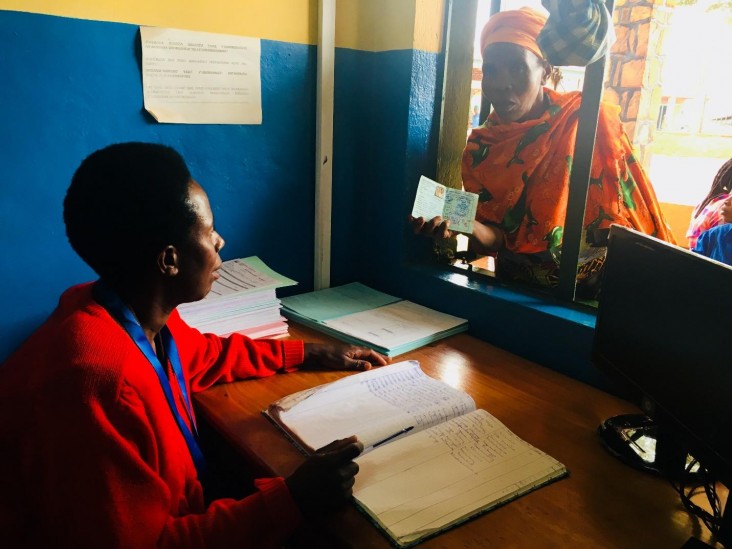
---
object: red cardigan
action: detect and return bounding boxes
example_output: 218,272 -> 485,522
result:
0,283 -> 305,547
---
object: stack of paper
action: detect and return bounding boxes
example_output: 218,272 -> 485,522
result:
280,283 -> 468,356
178,256 -> 296,338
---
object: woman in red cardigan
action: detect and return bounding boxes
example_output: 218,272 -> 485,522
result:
0,142 -> 387,547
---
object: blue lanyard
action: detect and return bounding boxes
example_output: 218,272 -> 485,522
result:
93,280 -> 206,475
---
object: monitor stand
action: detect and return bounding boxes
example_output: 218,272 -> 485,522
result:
598,413 -> 699,480
600,414 -> 732,546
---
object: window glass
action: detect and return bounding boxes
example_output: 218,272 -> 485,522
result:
460,0 -> 732,301
612,1 -> 732,249
463,1 -> 589,289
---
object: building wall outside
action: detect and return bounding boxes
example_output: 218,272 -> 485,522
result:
608,0 -> 732,244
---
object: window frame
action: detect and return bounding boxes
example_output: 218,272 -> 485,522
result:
436,0 -> 613,302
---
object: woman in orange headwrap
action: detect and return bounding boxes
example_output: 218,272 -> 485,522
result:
411,7 -> 675,297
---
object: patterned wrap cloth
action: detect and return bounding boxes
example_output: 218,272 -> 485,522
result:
480,2 -> 615,68
480,7 -> 546,59
538,0 -> 615,67
462,88 -> 676,291
686,193 -> 730,249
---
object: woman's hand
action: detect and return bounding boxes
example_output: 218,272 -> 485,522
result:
721,198 -> 732,224
469,221 -> 505,254
407,214 -> 505,255
407,215 -> 453,241
302,343 -> 389,371
285,436 -> 363,516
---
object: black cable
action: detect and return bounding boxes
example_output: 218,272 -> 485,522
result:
669,457 -> 723,540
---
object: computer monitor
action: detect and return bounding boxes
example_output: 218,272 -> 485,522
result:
592,226 -> 732,494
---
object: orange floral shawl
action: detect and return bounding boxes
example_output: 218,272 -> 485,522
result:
462,88 -> 676,256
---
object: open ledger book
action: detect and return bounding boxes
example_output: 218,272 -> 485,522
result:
264,361 -> 568,547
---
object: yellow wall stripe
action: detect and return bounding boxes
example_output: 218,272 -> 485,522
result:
414,0 -> 444,53
0,0 -> 317,44
0,0 -> 443,52
336,0 -> 443,52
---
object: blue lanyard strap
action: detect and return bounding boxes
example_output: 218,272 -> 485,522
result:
93,280 -> 206,475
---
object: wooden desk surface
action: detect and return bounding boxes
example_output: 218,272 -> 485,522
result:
194,324 -> 724,548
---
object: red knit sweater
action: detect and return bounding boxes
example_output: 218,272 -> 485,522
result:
0,283 -> 305,547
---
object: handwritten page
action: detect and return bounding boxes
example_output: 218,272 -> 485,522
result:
411,175 -> 478,234
271,361 -> 475,451
140,26 -> 262,124
322,301 -> 466,350
354,409 -> 568,546
266,361 -> 568,546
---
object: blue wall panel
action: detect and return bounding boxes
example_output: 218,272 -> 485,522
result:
1,11 -> 603,391
330,44 -> 603,389
331,48 -> 440,286
0,11 -> 316,361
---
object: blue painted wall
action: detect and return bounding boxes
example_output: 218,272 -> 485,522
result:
331,48 -> 434,288
0,11 -> 317,360
330,43 -> 606,390
1,10 -> 606,394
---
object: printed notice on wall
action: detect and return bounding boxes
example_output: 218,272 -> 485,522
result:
140,26 -> 261,124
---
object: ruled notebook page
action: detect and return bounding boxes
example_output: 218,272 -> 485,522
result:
353,408 -> 567,547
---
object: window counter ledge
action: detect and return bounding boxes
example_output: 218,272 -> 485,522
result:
378,262 -> 609,390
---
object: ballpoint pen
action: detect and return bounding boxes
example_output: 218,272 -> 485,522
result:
365,426 -> 414,452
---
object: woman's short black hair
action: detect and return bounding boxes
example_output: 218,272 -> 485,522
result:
64,142 -> 197,281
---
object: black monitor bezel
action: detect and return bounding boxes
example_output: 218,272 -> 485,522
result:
592,225 -> 732,487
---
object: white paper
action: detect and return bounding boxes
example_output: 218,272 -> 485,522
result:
322,301 -> 466,350
354,409 -> 567,545
411,175 -> 478,234
280,282 -> 400,322
177,256 -> 295,337
140,26 -> 262,124
207,257 -> 296,298
275,361 -> 475,451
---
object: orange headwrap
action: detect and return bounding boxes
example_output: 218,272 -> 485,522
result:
479,7 -> 547,60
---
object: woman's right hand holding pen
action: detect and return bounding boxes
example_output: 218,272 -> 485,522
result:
285,436 -> 363,515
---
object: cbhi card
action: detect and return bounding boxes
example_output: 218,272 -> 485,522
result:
411,175 -> 478,234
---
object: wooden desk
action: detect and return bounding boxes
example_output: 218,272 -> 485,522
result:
194,324 -> 724,548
